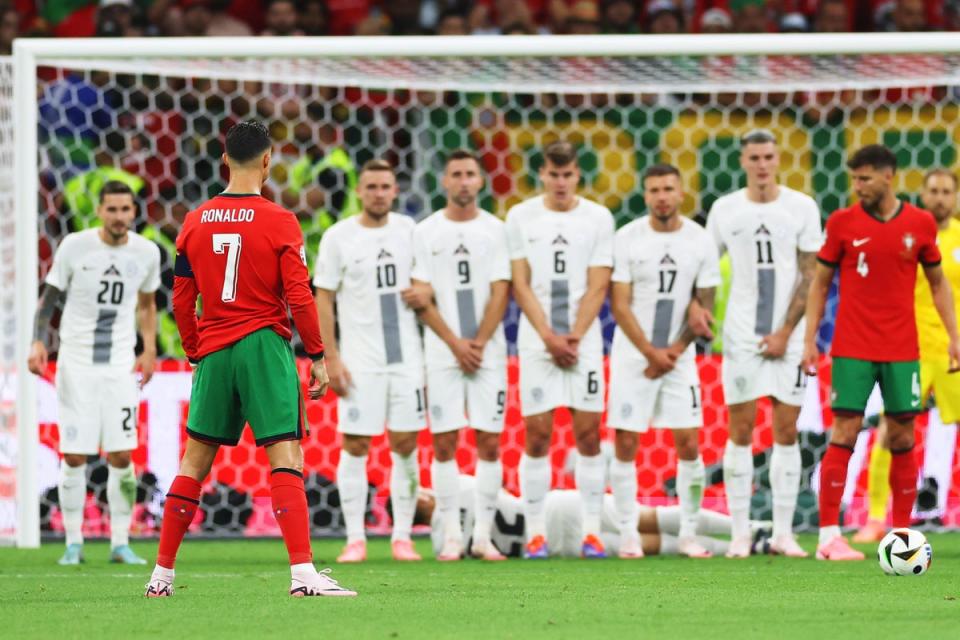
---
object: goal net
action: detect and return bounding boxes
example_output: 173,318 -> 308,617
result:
6,34 -> 960,546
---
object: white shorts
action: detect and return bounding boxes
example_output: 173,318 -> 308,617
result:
426,365 -> 507,434
518,350 -> 604,417
337,367 -> 427,436
722,350 -> 806,406
56,363 -> 139,455
607,354 -> 703,432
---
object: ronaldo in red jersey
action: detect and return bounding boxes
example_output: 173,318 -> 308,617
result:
803,144 -> 960,561
146,121 -> 355,598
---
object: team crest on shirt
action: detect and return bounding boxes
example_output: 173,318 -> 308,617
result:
552,234 -> 569,246
755,224 -> 772,236
453,244 -> 470,256
377,249 -> 393,261
659,254 -> 676,266
903,233 -> 915,250
103,264 -> 121,277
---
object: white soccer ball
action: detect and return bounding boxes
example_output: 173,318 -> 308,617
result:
877,528 -> 932,576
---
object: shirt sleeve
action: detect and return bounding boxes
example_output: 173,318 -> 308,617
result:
312,226 -> 342,291
504,205 -> 526,261
611,228 -> 631,284
44,235 -> 73,290
697,232 -> 723,288
817,211 -> 844,267
919,213 -> 942,266
588,208 -> 615,268
797,196 -> 824,253
490,221 -> 512,282
139,242 -> 162,293
705,203 -> 726,253
278,215 -> 324,357
410,223 -> 431,283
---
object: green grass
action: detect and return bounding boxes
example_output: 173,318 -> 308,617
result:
2,535 -> 959,639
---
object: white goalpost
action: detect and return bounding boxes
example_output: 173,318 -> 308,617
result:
7,33 -> 960,547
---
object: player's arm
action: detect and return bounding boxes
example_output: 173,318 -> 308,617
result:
673,286 -> 717,352
172,252 -> 201,364
802,261 -> 835,375
512,258 -> 576,366
135,290 -> 158,386
314,287 -> 350,396
475,280 -> 510,349
761,250 -> 816,358
610,281 -> 675,379
413,279 -> 483,374
923,263 -> 960,371
27,284 -> 65,375
571,265 -> 612,343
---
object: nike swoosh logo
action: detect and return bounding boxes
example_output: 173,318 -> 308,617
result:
853,238 -> 870,247
432,249 -> 443,255
731,230 -> 743,236
830,481 -> 844,488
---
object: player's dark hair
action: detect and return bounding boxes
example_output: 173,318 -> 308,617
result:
542,140 -> 578,168
444,149 -> 482,169
224,120 -> 272,164
643,163 -> 681,184
99,180 -> 135,203
359,158 -> 395,176
847,144 -> 898,173
740,128 -> 777,148
924,168 -> 958,189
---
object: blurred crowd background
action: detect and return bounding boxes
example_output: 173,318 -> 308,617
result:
2,0 -> 958,50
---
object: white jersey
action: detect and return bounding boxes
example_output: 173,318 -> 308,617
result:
45,229 -> 161,369
313,213 -> 423,372
411,209 -> 510,370
611,216 -> 721,362
505,195 -> 614,354
706,187 -> 821,355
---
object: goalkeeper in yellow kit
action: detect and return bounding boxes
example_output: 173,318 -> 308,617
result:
855,169 -> 960,542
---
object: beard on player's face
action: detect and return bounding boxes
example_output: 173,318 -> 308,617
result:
450,190 -> 476,208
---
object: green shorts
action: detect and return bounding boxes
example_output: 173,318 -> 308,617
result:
831,356 -> 921,417
187,328 -> 307,447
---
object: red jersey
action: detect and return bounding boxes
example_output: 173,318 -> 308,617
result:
818,201 -> 940,361
173,193 -> 324,361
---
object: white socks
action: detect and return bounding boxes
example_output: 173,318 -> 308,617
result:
107,464 -> 135,547
473,459 -> 502,546
609,458 -> 638,538
431,459 -> 461,543
58,463 -> 87,546
723,441 -> 753,541
770,443 -> 801,540
337,451 -> 368,543
389,451 -> 419,543
655,506 -> 732,537
519,454 -> 550,539
819,524 -> 841,546
575,453 -> 605,538
676,457 -> 706,540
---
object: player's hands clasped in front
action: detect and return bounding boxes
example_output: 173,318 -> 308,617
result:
135,348 -> 157,388
449,336 -> 483,374
27,340 -> 48,376
324,356 -> 353,397
948,338 -> 960,373
643,345 -> 678,379
308,358 -> 331,400
543,331 -> 578,368
801,339 -> 819,376
759,328 -> 789,359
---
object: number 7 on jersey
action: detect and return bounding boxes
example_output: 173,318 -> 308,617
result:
213,233 -> 242,302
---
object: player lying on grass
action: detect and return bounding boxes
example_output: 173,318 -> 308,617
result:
412,475 -> 772,559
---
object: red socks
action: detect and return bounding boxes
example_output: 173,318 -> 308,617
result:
157,475 -> 202,569
270,468 -> 313,566
889,447 -> 918,528
818,443 -> 853,529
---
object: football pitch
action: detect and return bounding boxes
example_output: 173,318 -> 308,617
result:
2,535 -> 958,639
